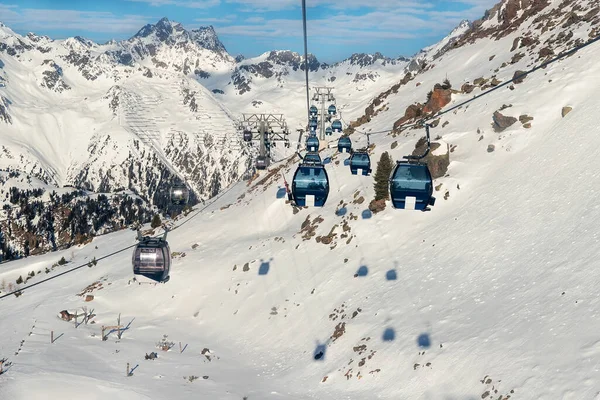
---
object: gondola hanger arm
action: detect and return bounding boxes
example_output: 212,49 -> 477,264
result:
404,123 -> 431,161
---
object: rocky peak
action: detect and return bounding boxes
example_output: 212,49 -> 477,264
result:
73,36 -> 95,47
62,36 -> 95,52
0,22 -> 16,39
130,18 -> 226,53
133,17 -> 184,42
464,0 -> 552,40
265,50 -> 321,71
189,25 -> 227,53
455,19 -> 472,31
26,32 -> 52,43
345,52 -> 393,67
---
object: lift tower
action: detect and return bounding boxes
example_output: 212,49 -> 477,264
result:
311,87 -> 335,141
238,114 -> 291,169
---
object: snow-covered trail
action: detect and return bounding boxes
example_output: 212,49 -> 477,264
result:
3,2 -> 600,397
2,87 -> 600,399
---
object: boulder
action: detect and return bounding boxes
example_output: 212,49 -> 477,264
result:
368,199 -> 386,214
492,111 -> 517,132
412,140 -> 450,179
59,310 -> 74,321
490,77 -> 502,86
393,103 -> 423,128
423,88 -> 452,114
519,114 -> 533,124
539,46 -> 554,58
513,70 -> 527,84
562,106 -> 573,117
461,83 -> 475,94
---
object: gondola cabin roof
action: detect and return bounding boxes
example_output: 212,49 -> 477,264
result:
304,152 -> 322,164
338,136 -> 352,145
137,236 -> 168,248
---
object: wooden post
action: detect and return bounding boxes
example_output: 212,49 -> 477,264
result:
126,363 -> 129,377
51,331 -> 54,343
0,359 -> 4,374
117,314 -> 121,339
74,312 -> 78,328
179,342 -> 182,353
101,325 -> 123,341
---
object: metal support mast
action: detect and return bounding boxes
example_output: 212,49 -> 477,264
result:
311,87 -> 335,141
238,114 -> 291,169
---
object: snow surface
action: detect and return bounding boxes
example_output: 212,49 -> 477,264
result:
2,1 -> 600,399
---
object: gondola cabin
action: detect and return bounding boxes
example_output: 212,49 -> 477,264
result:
306,135 -> 320,152
349,152 -> 372,176
331,120 -> 342,132
170,184 -> 190,206
389,162 -> 435,211
310,105 -> 318,117
328,104 -> 337,115
132,235 -> 171,283
304,152 -> 322,164
337,136 -> 352,153
292,163 -> 329,207
309,118 -> 318,131
325,127 -> 333,136
256,156 -> 269,170
243,130 -> 253,142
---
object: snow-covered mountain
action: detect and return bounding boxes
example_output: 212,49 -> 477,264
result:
0,18 -> 248,208
0,16 -> 414,209
2,0 -> 600,398
0,14 -> 418,261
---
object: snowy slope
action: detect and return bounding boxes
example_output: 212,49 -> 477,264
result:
0,20 -> 248,207
208,50 -> 409,132
2,0 -> 600,399
0,15 -> 410,205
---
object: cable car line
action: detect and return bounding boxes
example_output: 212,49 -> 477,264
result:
3,13 -> 600,298
288,0 -> 331,208
0,177 -> 245,300
340,32 -> 600,137
0,242 -> 139,300
301,0 -> 311,125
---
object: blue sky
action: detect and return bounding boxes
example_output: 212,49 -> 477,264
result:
0,0 -> 499,62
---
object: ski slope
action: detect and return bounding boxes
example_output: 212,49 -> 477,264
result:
2,42 -> 600,397
2,1 -> 600,398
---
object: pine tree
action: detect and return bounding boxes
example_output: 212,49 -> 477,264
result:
373,152 -> 394,201
151,214 -> 162,229
442,78 -> 452,90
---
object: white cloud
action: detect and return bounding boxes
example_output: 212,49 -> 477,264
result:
194,15 -> 236,23
225,0 -> 435,11
214,2 -> 483,43
126,0 -> 220,8
0,3 -> 21,22
244,16 -> 265,23
0,6 -> 152,34
216,12 -> 426,41
224,0 -> 297,11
